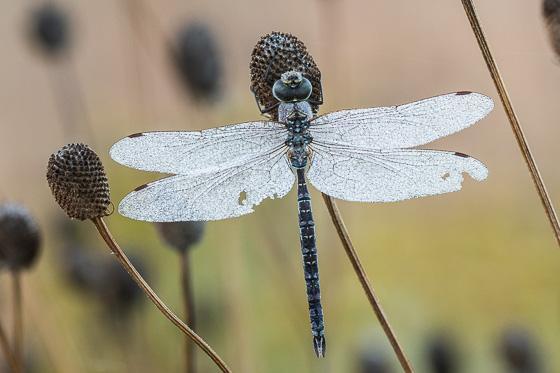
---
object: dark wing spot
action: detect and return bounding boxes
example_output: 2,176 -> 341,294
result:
134,183 -> 149,192
238,191 -> 247,205
456,91 -> 472,96
128,133 -> 144,138
454,152 -> 469,158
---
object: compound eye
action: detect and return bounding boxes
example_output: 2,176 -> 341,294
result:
272,79 -> 293,102
272,77 -> 313,102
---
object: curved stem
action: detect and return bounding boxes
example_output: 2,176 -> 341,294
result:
91,217 -> 231,373
180,251 -> 196,373
0,322 -> 19,373
321,194 -> 414,373
460,0 -> 560,248
12,271 -> 23,373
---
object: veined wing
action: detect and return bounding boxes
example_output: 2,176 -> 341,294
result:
110,121 -> 287,175
309,92 -> 493,149
307,143 -> 488,202
118,146 -> 294,221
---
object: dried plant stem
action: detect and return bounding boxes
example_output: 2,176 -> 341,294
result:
11,271 -> 23,373
91,217 -> 231,373
180,252 -> 196,373
460,0 -> 560,247
321,194 -> 414,373
0,322 -> 19,373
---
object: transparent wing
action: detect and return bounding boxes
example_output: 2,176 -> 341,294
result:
307,144 -> 488,202
309,92 -> 493,149
110,121 -> 287,175
118,147 -> 294,221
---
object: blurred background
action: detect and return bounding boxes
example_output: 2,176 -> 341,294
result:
0,0 -> 559,372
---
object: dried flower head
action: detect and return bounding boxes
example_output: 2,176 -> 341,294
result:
47,143 -> 111,220
28,3 -> 70,57
0,203 -> 41,271
170,21 -> 223,102
250,32 -> 322,118
155,221 -> 206,253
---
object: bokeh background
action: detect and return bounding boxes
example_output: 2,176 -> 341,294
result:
1,0 -> 559,372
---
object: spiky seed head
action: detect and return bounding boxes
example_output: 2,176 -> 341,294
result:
29,3 -> 70,57
170,21 -> 223,102
0,202 -> 41,271
250,32 -> 322,118
155,221 -> 206,253
543,0 -> 560,58
47,143 -> 111,221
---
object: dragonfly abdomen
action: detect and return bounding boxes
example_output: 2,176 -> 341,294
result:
296,168 -> 326,358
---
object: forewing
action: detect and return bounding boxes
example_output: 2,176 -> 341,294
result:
110,121 -> 287,175
118,149 -> 294,221
307,145 -> 488,202
310,92 -> 493,149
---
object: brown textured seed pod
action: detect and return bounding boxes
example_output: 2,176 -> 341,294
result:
155,221 -> 206,253
250,32 -> 322,118
543,0 -> 560,58
47,143 -> 111,220
0,202 -> 42,271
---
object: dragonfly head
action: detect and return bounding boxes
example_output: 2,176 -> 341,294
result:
272,70 -> 313,103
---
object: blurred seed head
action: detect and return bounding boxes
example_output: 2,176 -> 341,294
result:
47,143 -> 111,220
0,202 -> 41,271
358,348 -> 393,373
58,244 -> 103,291
59,244 -> 147,315
28,3 -> 70,58
543,0 -> 560,58
155,221 -> 206,253
499,327 -> 542,373
95,254 -> 147,315
425,333 -> 461,373
170,21 -> 223,102
250,32 -> 322,118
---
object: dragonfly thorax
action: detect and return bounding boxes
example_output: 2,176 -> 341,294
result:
280,101 -> 313,169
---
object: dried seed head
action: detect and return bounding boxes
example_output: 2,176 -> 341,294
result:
47,143 -> 111,220
0,203 -> 41,271
155,221 -> 206,253
250,32 -> 322,118
543,0 -> 560,58
28,3 -> 70,57
170,21 -> 223,102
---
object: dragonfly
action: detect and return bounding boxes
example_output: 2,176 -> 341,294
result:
110,70 -> 493,358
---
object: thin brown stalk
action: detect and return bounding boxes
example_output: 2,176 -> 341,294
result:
180,251 -> 196,373
90,217 -> 231,373
321,194 -> 414,373
460,0 -> 560,247
11,271 -> 23,373
0,321 -> 19,373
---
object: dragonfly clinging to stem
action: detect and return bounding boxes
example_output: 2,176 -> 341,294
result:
110,32 -> 493,358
